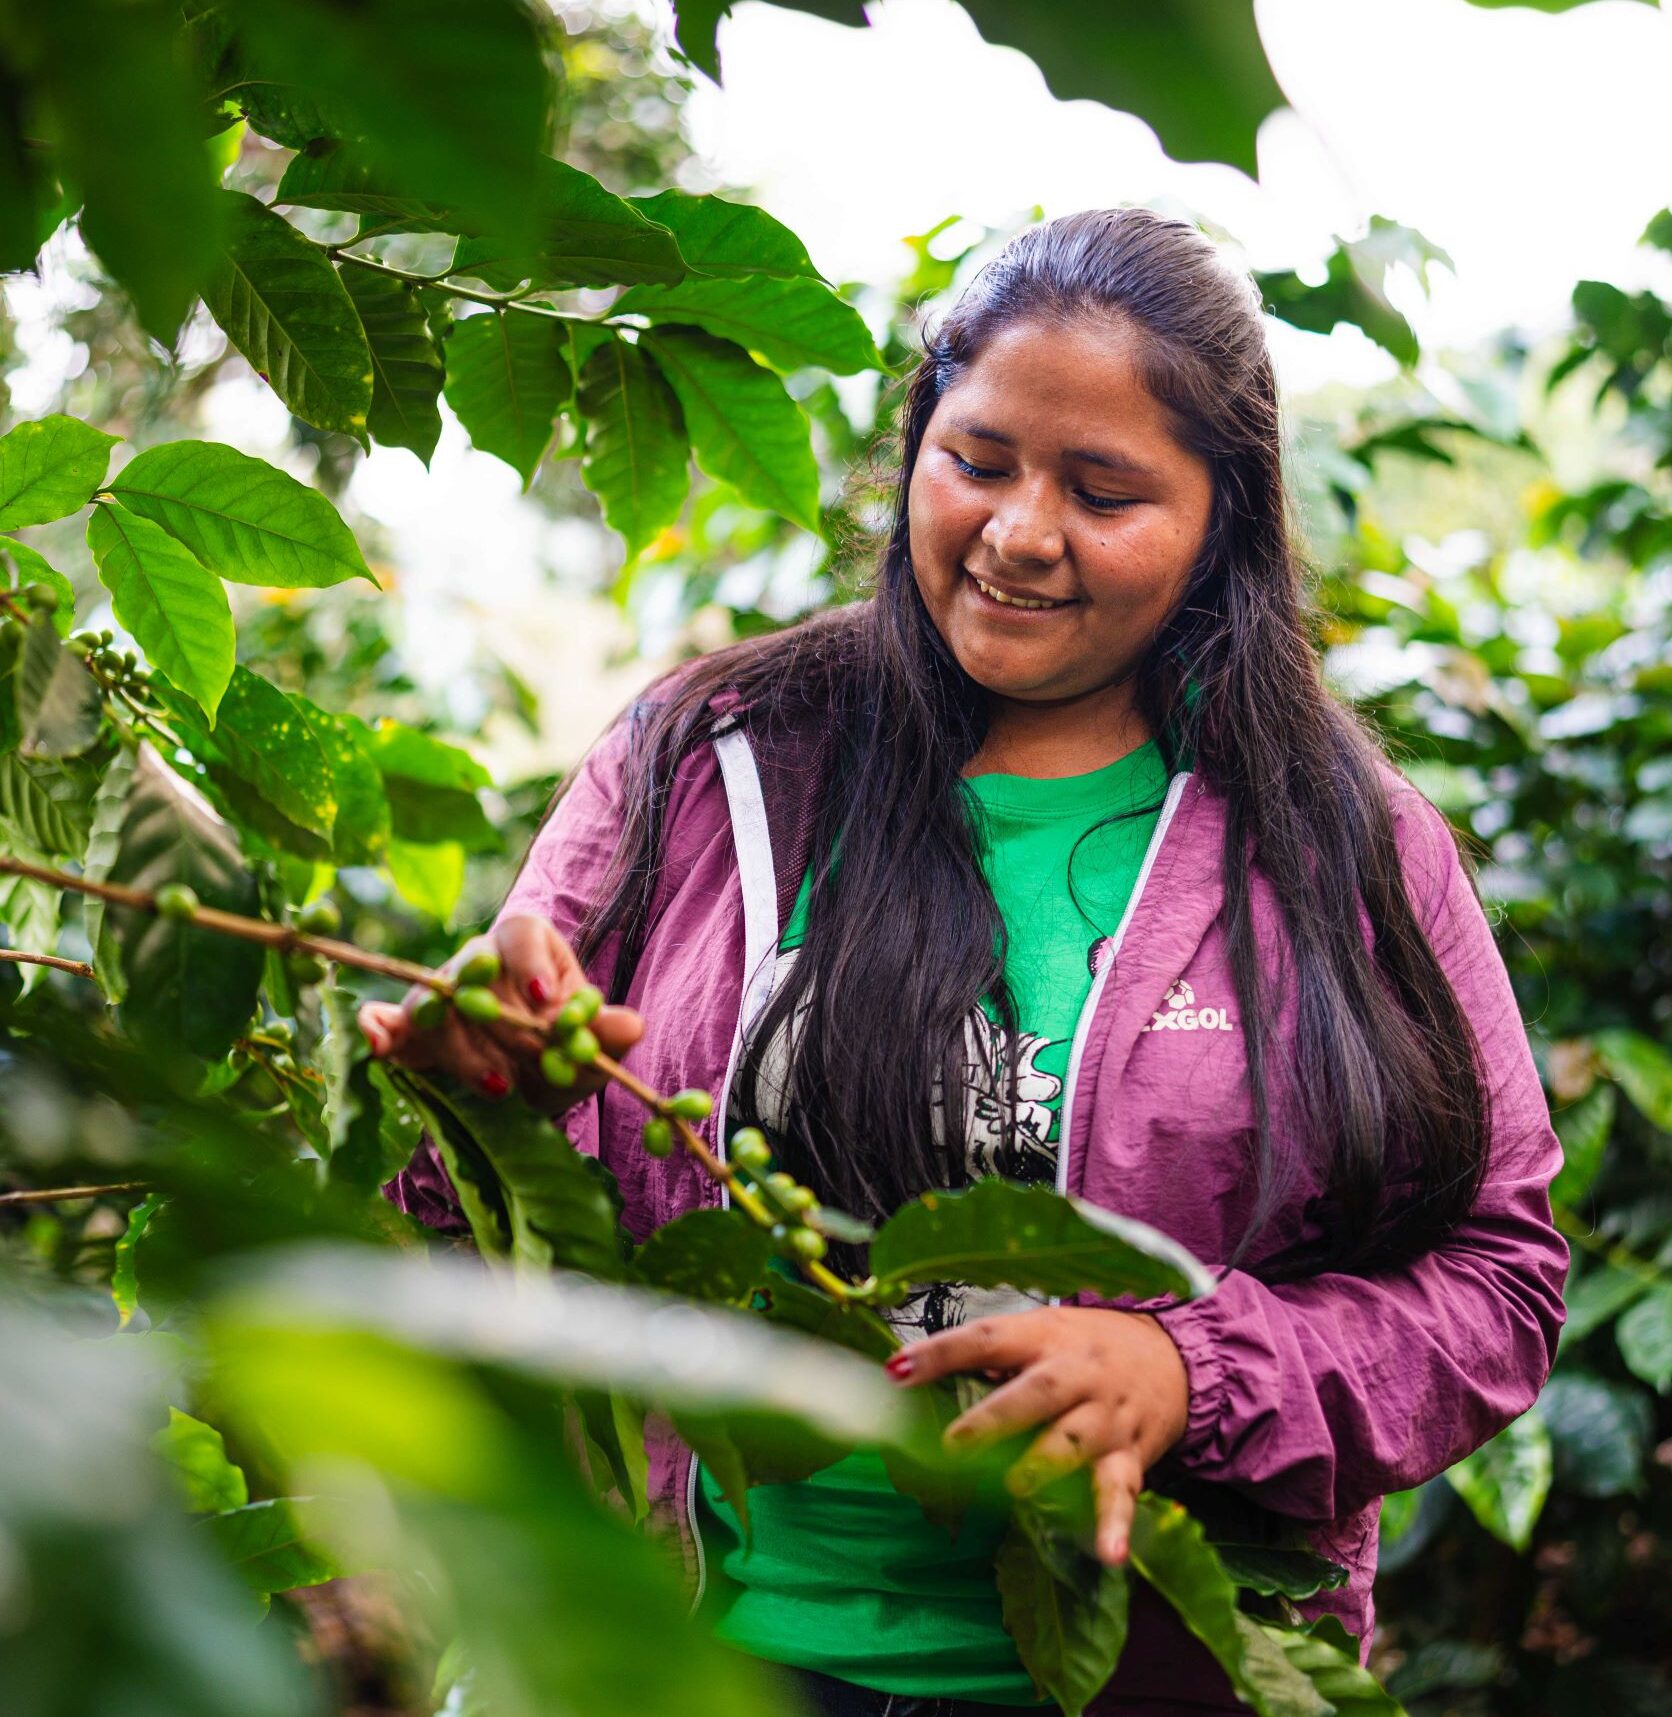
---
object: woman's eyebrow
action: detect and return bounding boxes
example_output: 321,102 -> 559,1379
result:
943,415 -> 1160,480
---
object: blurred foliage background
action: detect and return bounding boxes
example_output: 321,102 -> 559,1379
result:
1,1 -> 1668,1713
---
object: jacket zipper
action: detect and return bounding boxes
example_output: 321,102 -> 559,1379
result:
1054,771 -> 1193,1206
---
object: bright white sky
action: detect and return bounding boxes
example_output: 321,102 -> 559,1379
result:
679,0 -> 1672,392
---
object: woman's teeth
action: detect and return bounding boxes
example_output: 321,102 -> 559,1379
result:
972,575 -> 1070,610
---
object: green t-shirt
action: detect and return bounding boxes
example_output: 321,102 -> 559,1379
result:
695,739 -> 1173,1704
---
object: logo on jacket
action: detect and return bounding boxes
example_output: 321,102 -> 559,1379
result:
1139,978 -> 1236,1034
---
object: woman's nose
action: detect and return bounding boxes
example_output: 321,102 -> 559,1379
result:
981,484 -> 1065,566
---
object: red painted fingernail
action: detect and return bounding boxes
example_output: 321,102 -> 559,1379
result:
884,1352 -> 914,1380
527,976 -> 551,1006
478,1071 -> 510,1098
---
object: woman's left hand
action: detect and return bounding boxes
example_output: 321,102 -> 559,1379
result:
884,1307 -> 1191,1567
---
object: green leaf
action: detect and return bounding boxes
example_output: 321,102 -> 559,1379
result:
152,1407 -> 250,1512
109,747 -> 265,1061
1249,1617 -> 1406,1716
26,0 -> 221,340
1210,1545 -> 1351,1603
113,1192 -> 165,1329
450,157 -> 686,291
86,503 -> 235,722
1,539 -> 76,635
1539,1370 -> 1653,1498
612,276 -> 885,376
757,1277 -> 899,1362
1128,1492 -> 1316,1717
996,1501 -> 1130,1717
443,312 -> 572,490
347,717 -> 496,852
1442,1409 -> 1552,1550
1226,1617 -> 1336,1717
1559,1259 -> 1646,1348
626,188 -> 826,282
274,142 -> 463,233
386,837 -> 464,923
576,1389 -> 650,1523
204,1498 -> 340,1595
341,263 -> 445,464
1551,1080 -> 1615,1206
292,695 -> 390,866
1593,1029 -> 1672,1131
633,1209 -> 773,1306
0,415 -> 118,528
1616,1281 -> 1672,1393
0,752 -> 92,855
159,667 -> 337,842
643,327 -> 821,532
576,336 -> 690,560
201,190 -> 373,443
12,618 -> 102,759
322,990 -> 397,1193
676,1414 -> 753,1539
0,869 -> 61,991
870,1178 -> 1215,1301
109,440 -> 374,590
82,744 -> 139,1002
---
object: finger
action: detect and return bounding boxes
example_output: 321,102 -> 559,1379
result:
1092,1447 -> 1144,1566
889,1314 -> 1049,1389
943,1360 -> 1085,1455
438,1008 -> 519,1101
495,916 -> 579,1019
593,1003 -> 644,1061
358,1000 -> 405,1059
1005,1401 -> 1111,1498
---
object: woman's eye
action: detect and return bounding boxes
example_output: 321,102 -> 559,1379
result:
1082,494 -> 1138,513
950,451 -> 1001,480
949,451 -> 1137,513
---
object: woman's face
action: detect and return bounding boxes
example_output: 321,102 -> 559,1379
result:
907,315 -> 1214,716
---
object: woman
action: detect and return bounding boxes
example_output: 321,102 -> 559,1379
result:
363,207 -> 1569,1715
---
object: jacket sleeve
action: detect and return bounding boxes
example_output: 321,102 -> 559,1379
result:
1140,783 -> 1570,1523
380,709 -> 639,1235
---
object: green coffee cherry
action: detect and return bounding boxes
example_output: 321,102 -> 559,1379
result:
779,1182 -> 817,1214
265,1018 -> 294,1047
298,897 -> 341,936
730,1129 -> 772,1173
457,948 -> 501,987
564,1025 -> 600,1065
642,1118 -> 675,1158
286,952 -> 328,987
154,883 -> 200,922
454,985 -> 502,1023
66,635 -> 93,659
789,1227 -> 827,1262
24,583 -> 59,615
540,1047 -> 577,1088
413,991 -> 448,1030
556,984 -> 603,1030
665,1089 -> 713,1121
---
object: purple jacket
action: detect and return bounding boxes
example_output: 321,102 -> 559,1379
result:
388,685 -> 1568,1705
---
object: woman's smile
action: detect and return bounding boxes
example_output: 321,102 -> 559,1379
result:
965,567 -> 1080,613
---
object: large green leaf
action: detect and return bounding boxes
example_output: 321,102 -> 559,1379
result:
82,743 -> 139,1001
23,0 -> 221,339
0,752 -> 92,855
341,263 -> 445,464
0,415 -> 118,528
627,188 -> 825,282
1593,1029 -> 1672,1131
1,539 -> 76,636
12,617 -> 101,760
201,190 -> 373,443
204,1498 -> 340,1595
614,274 -> 884,376
1442,1410 -> 1552,1550
227,0 -> 551,245
1616,1282 -> 1672,1393
1249,1616 -> 1405,1716
109,440 -> 374,589
870,1178 -> 1215,1301
152,1408 -> 250,1513
633,1208 -> 773,1306
1559,1259 -> 1649,1348
274,142 -> 464,233
577,336 -> 690,560
109,747 -> 265,1061
450,157 -> 686,291
443,312 -> 572,490
756,1276 -> 898,1362
344,716 -> 495,852
643,327 -> 821,531
1551,1079 -> 1615,1206
996,1503 -> 1131,1717
86,502 -> 235,722
112,1188 -> 162,1327
1538,1370 -> 1653,1498
293,696 -> 391,866
1128,1493 -> 1322,1717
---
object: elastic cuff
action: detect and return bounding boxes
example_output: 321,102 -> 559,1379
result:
1148,1288 -> 1229,1464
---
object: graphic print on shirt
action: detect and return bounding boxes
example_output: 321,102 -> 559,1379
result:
740,940 -> 1087,1339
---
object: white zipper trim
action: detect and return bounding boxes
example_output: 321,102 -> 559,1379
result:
1054,770 -> 1192,1209
688,723 -> 781,1611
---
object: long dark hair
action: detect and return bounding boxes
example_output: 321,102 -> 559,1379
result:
564,206 -> 1491,1285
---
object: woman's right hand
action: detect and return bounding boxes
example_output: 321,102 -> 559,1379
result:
357,914 -> 644,1112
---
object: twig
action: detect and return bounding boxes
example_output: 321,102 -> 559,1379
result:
0,1181 -> 148,1207
328,249 -> 576,318
0,949 -> 95,979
